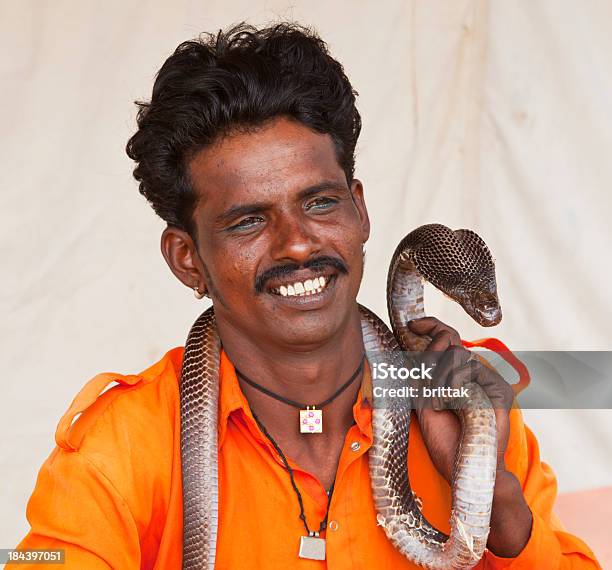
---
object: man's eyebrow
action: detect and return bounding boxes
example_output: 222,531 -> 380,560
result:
298,180 -> 348,200
215,202 -> 271,225
297,180 -> 350,200
215,181 -> 349,226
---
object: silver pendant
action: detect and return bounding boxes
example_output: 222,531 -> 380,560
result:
300,406 -> 322,433
298,533 -> 326,560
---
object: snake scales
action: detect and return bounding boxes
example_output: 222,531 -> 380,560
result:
179,223 -> 500,569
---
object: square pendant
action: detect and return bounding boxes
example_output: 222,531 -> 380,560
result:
298,535 -> 326,560
300,408 -> 322,433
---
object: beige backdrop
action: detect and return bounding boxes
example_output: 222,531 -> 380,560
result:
2,0 -> 611,549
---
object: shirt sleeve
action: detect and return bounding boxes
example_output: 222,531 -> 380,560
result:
7,445 -> 141,569
483,409 -> 601,569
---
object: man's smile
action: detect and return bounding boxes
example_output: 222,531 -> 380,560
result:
274,275 -> 328,297
268,273 -> 333,297
265,267 -> 339,309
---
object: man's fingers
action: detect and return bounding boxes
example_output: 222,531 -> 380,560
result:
406,316 -> 513,411
419,349 -> 514,412
408,317 -> 461,346
426,331 -> 454,352
420,339 -> 469,382
430,345 -> 471,378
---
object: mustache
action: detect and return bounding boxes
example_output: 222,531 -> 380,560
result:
255,256 -> 348,293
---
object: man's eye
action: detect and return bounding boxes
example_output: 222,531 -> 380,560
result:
229,216 -> 264,231
306,197 -> 337,211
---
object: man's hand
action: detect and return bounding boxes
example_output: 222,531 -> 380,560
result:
408,317 -> 533,558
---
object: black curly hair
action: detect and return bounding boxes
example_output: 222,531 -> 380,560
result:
126,22 -> 361,236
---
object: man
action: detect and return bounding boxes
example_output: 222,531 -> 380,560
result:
11,23 -> 599,569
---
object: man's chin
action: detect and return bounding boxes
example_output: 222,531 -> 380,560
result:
269,315 -> 347,350
263,299 -> 359,350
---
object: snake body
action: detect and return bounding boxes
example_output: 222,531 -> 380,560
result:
180,223 -> 500,569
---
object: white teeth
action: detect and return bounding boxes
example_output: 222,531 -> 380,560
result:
275,275 -> 329,297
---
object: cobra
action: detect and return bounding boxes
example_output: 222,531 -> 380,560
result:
179,223 -> 501,569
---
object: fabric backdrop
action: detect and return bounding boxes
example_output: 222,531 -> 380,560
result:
1,0 -> 611,553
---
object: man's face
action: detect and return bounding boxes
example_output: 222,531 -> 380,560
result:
186,117 -> 370,349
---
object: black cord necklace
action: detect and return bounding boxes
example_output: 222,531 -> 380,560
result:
252,411 -> 335,561
236,355 -> 365,434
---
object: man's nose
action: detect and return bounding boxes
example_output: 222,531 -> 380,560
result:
269,216 -> 322,263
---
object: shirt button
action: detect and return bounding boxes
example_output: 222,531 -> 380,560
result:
329,520 -> 339,531
350,441 -> 361,452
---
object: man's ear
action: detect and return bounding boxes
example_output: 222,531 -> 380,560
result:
160,226 -> 207,294
350,179 -> 370,244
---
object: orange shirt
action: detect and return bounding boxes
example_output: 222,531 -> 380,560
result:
10,348 -> 600,569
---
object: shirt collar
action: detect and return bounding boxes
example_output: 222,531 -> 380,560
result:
218,350 -> 373,447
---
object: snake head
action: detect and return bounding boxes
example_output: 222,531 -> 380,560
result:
402,224 -> 503,327
461,289 -> 502,327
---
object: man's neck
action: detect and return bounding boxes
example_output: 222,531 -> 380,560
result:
216,303 -> 365,439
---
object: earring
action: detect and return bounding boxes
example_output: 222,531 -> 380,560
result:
193,286 -> 205,300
